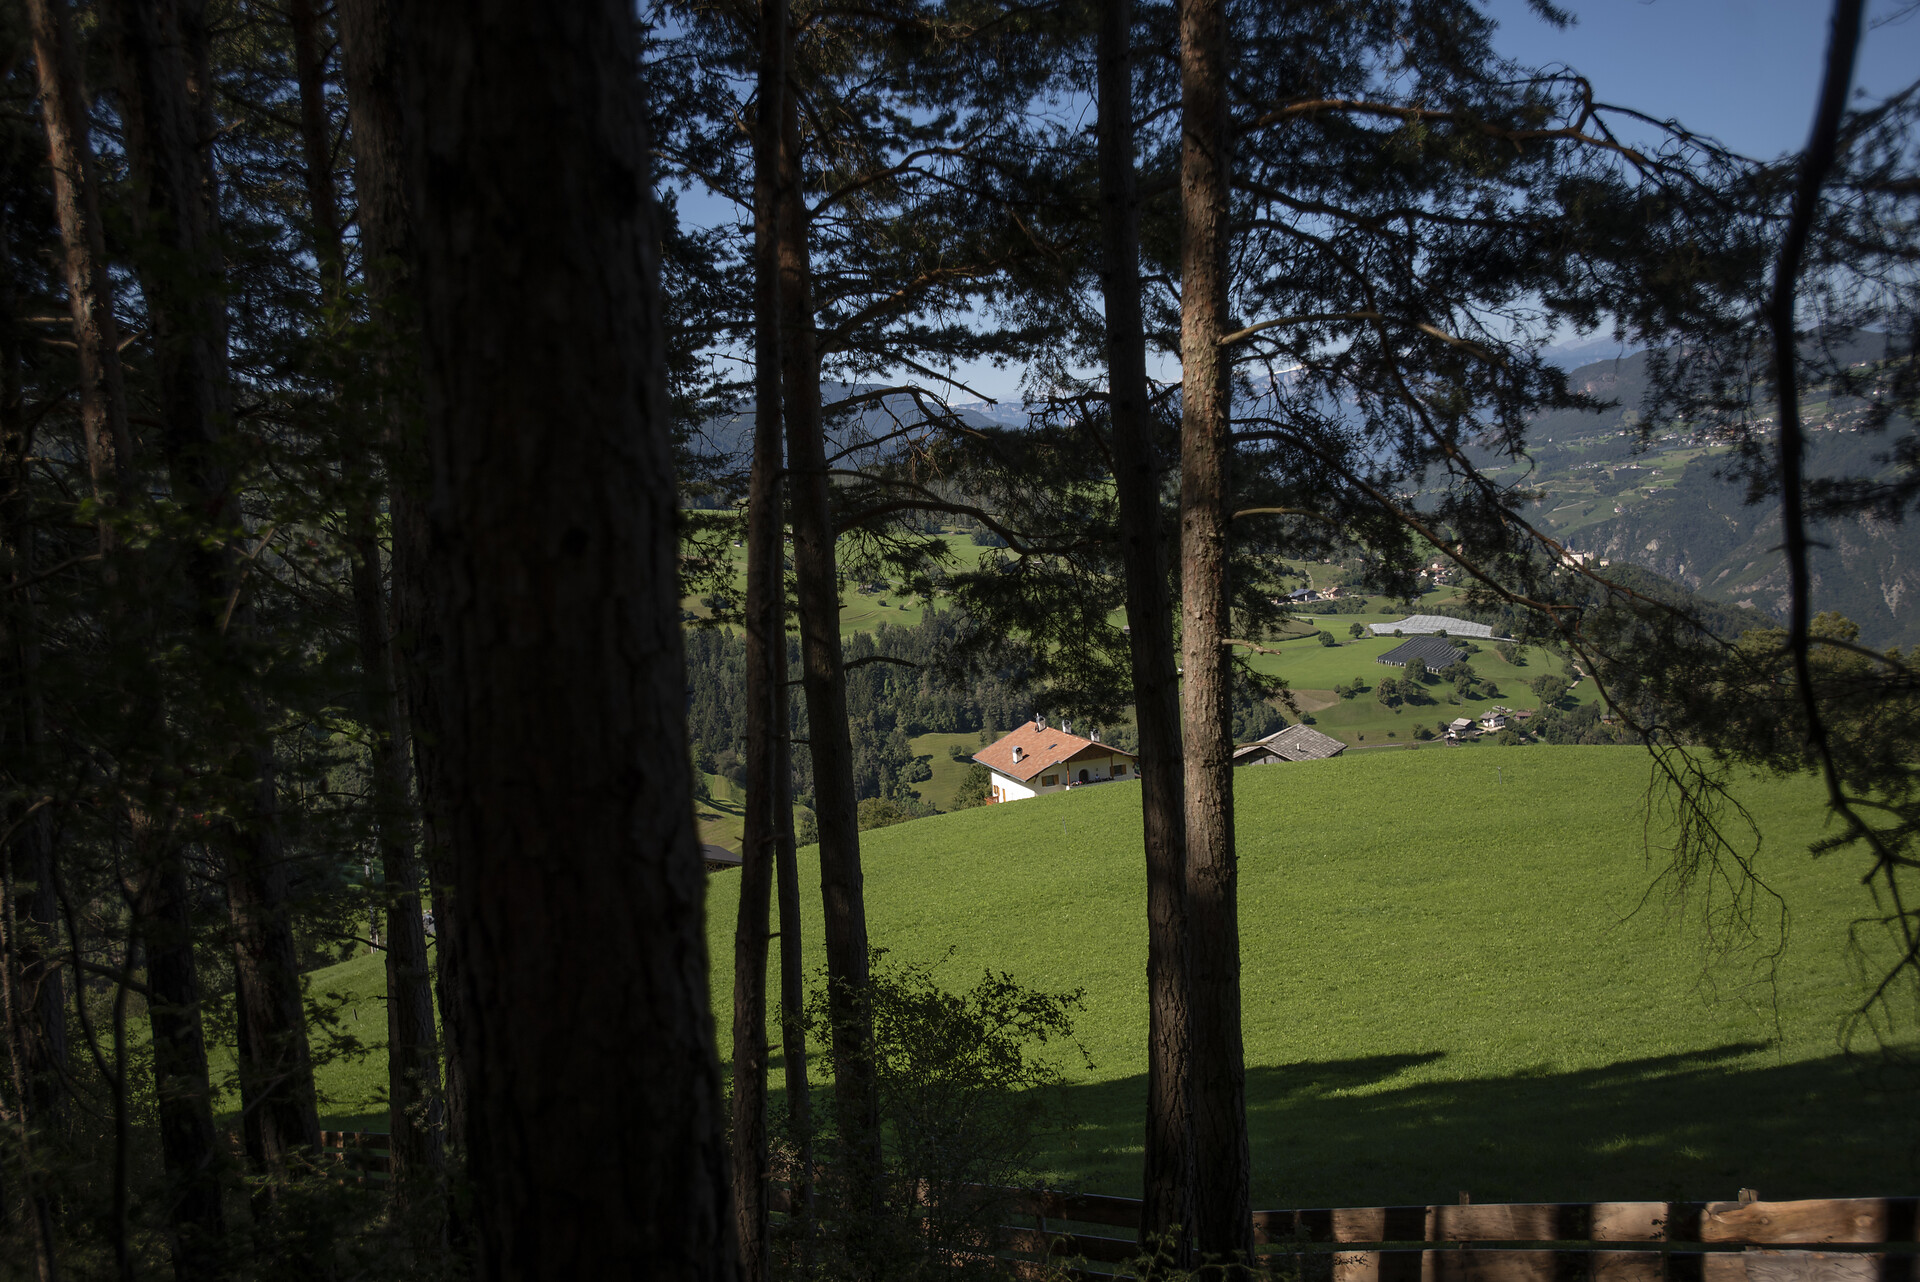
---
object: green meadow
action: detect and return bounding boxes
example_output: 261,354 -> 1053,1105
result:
680,527 -> 998,635
304,746 -> 1913,1207
699,747 -> 1912,1208
1242,629 -> 1602,750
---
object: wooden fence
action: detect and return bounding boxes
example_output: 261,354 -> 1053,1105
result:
988,1188 -> 1919,1281
319,1130 -> 390,1184
317,1133 -> 1915,1280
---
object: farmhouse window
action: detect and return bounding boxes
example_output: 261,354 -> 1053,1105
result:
1112,763 -> 1126,777
1041,774 -> 1058,788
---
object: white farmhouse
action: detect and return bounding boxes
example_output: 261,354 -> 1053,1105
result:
974,717 -> 1138,804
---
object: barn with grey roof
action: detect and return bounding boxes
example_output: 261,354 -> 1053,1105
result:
1231,724 -> 1347,765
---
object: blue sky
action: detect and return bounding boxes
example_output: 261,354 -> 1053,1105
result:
1486,0 -> 1920,161
683,2 -> 1920,402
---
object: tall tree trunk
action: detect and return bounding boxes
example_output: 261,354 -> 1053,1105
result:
104,0 -> 321,1175
31,3 -> 227,1264
25,0 -> 133,531
776,43 -> 884,1235
732,0 -> 789,1268
0,139 -> 64,1282
336,0 -> 470,1152
287,0 -> 444,1201
135,835 -> 227,1280
1176,0 -> 1251,1268
1096,0 -> 1193,1262
397,0 -> 734,1274
774,638 -> 813,1234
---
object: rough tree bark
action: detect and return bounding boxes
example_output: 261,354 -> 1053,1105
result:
1176,0 -> 1253,1267
732,0 -> 789,1269
776,40 -> 885,1233
104,0 -> 321,1175
1096,0 -> 1193,1261
335,0 -> 469,1151
287,0 -> 444,1200
397,0 -> 734,1274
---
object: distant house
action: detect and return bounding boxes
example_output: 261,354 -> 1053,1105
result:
1479,708 -> 1510,732
1368,614 -> 1495,639
1378,636 -> 1467,669
975,717 -> 1138,804
1283,587 -> 1319,604
1231,724 -> 1346,765
702,844 -> 743,872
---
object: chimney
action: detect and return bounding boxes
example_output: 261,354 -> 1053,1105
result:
1011,745 -> 1023,763
1035,714 -> 1046,730
1091,728 -> 1100,743
1062,719 -> 1072,737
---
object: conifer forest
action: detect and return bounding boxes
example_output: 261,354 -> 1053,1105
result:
0,0 -> 1916,1277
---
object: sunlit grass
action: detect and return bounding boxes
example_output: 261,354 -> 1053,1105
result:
699,746 -> 1911,1205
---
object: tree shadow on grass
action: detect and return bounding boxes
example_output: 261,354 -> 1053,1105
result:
1025,1042 -> 1920,1209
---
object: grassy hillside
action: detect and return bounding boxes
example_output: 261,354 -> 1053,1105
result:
1241,630 -> 1599,749
701,747 -> 1913,1207
681,528 -> 998,635
297,748 -> 1911,1207
908,730 -> 988,811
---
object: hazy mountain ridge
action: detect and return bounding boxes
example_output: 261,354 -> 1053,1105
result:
1520,339 -> 1919,648
687,381 -> 1003,467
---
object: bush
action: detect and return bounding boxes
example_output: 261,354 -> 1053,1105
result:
858,796 -> 937,831
797,952 -> 1090,1280
1316,630 -> 1337,647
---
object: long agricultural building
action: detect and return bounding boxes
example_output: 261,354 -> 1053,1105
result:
1378,635 -> 1468,669
1368,614 -> 1495,639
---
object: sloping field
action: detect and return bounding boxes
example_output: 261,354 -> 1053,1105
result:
301,747 -> 1913,1206
703,747 -> 1916,1207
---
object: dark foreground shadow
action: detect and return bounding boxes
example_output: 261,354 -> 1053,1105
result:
1017,1043 -> 1919,1209
325,1043 -> 1916,1209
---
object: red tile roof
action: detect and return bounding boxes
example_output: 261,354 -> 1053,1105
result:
974,719 -> 1135,783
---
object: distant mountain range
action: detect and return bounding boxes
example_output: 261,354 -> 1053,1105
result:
687,382 -> 1003,468
1496,334 -> 1918,648
688,342 -> 1916,646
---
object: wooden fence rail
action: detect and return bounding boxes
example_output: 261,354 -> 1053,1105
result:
978,1188 -> 1919,1282
322,1133 -> 1915,1280
319,1130 -> 391,1183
